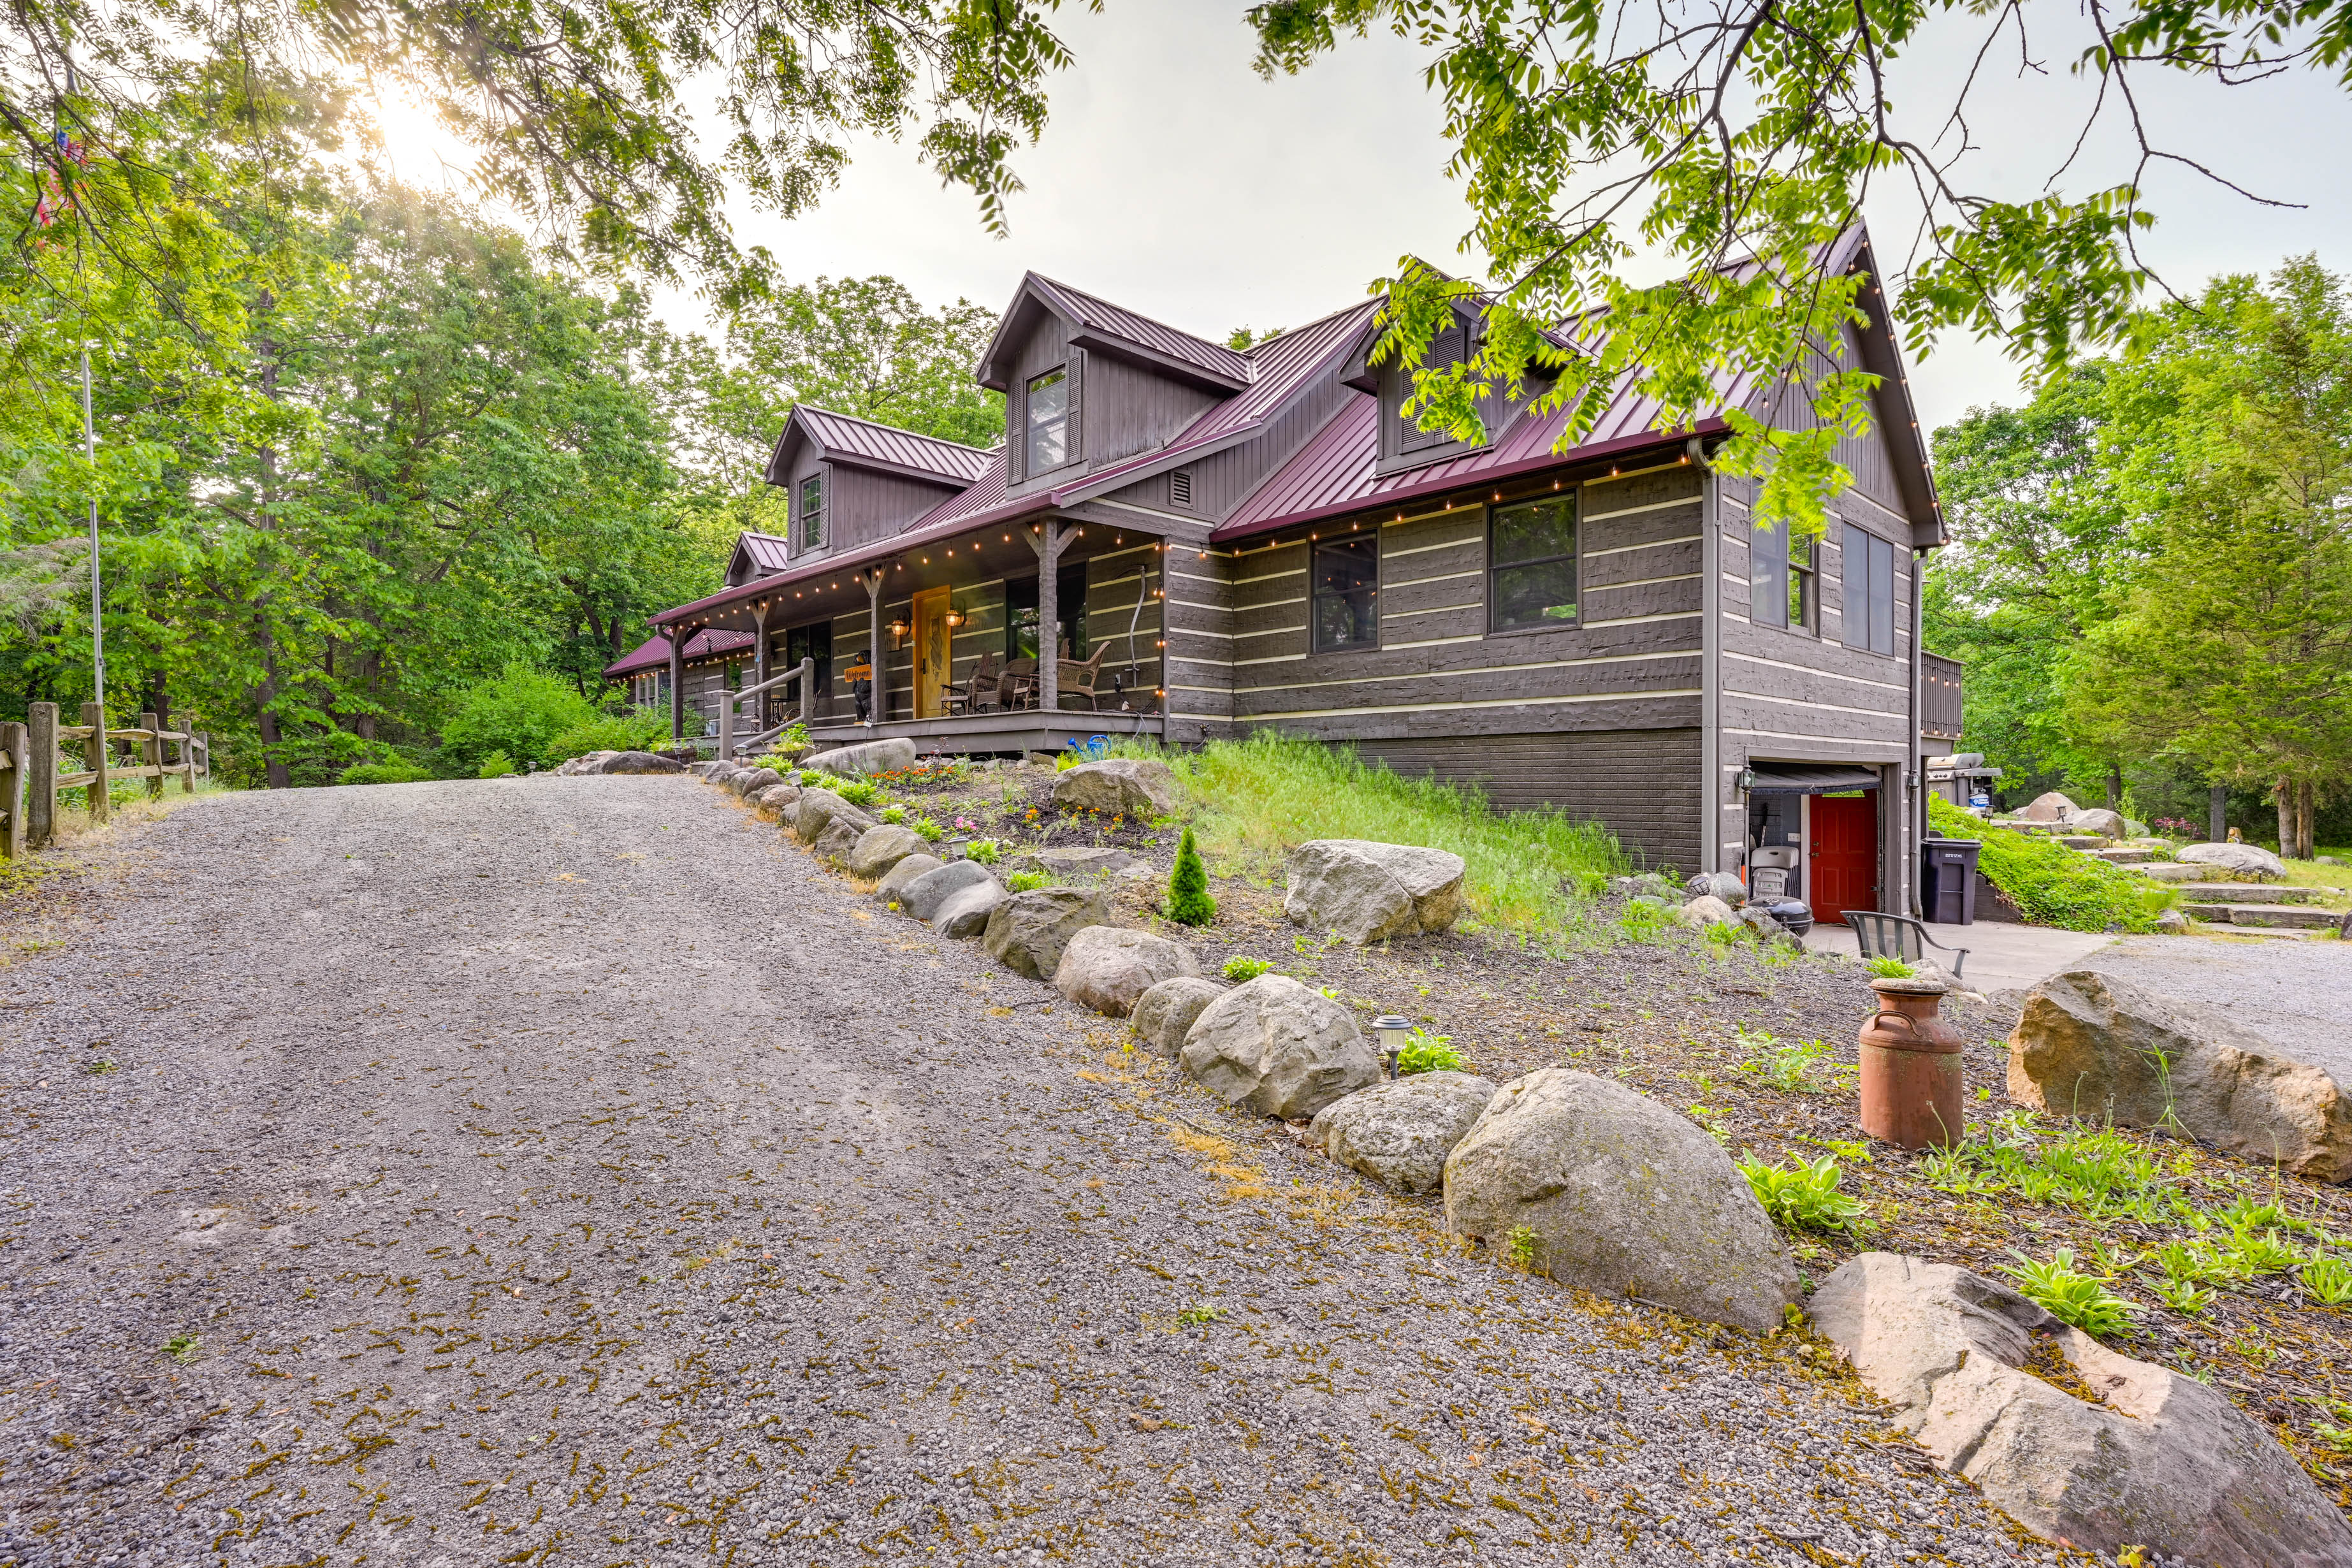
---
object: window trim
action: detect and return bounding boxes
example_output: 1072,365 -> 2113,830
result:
1841,522 -> 1898,657
1485,495 -> 1582,635
1310,534 -> 1381,654
796,469 -> 825,553
1750,518 -> 1819,636
1025,363 -> 1073,476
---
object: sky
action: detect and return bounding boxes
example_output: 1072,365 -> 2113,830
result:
367,0 -> 2352,434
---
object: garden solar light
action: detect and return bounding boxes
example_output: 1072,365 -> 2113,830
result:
1372,1014 -> 1411,1078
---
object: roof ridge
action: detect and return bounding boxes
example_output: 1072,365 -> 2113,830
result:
795,403 -> 990,453
1027,273 -> 1252,377
1243,295 -> 1382,356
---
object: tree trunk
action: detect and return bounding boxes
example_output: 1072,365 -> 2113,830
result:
2105,764 -> 2122,813
2208,783 -> 2228,843
2275,778 -> 2293,858
2296,779 -> 2316,862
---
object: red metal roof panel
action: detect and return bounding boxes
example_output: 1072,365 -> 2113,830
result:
604,627 -> 757,679
1029,275 -> 1254,386
794,405 -> 994,483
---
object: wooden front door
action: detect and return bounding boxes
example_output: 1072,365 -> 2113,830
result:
912,586 -> 952,720
1809,792 -> 1880,926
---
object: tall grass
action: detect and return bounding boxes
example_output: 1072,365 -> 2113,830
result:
1124,732 -> 1629,936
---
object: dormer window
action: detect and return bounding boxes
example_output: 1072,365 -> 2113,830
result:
797,472 -> 825,551
1394,323 -> 1468,455
1026,366 -> 1071,473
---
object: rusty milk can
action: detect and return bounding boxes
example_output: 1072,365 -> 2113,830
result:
1857,976 -> 1965,1149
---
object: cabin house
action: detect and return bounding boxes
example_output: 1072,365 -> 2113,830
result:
614,228 -> 1961,924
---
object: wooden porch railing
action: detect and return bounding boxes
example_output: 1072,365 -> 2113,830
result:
8,701 -> 211,855
716,658 -> 815,762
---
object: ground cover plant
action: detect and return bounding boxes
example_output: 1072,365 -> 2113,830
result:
1931,796 -> 2170,932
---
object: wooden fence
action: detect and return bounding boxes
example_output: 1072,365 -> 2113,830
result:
1,701 -> 211,857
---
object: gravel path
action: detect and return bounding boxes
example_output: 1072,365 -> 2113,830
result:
2091,933 -> 2352,1082
0,778 -> 2066,1568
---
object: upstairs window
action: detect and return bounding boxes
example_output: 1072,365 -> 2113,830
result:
1488,497 -> 1579,632
797,472 -> 825,551
1312,537 -> 1379,651
1750,518 -> 1817,633
1026,366 -> 1070,473
1393,324 -> 1467,455
1843,523 -> 1897,655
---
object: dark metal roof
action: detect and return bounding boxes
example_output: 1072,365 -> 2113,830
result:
766,405 -> 995,488
1027,274 -> 1254,387
734,531 -> 792,577
604,627 -> 756,679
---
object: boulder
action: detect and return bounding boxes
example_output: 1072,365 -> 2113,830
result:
1051,758 -> 1184,818
806,737 -> 918,777
728,767 -> 781,797
1611,872 -> 1677,899
901,860 -> 998,922
2154,908 -> 2189,934
1675,894 -> 1739,929
1052,927 -> 1203,1017
2008,969 -> 2352,1181
1442,1068 -> 1799,1333
2177,841 -> 2287,881
1309,1071 -> 1497,1194
2068,806 -> 2126,839
1177,975 -> 1380,1120
1003,846 -> 1150,881
848,825 -> 929,880
753,783 -> 801,812
2020,790 -> 2084,822
982,888 -> 1112,980
813,818 -> 864,864
1131,977 -> 1226,1059
932,880 -> 1006,939
1684,871 -> 1746,905
1282,839 -> 1467,945
793,789 -> 875,845
1813,1252 -> 2352,1567
562,751 -> 618,775
598,751 -> 685,776
684,758 -> 725,779
875,853 -> 945,906
2124,817 -> 2151,838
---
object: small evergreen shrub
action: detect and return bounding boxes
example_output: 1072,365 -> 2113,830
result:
1165,825 -> 1216,926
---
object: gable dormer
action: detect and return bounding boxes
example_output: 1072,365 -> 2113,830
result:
976,275 -> 1254,491
725,530 -> 792,587
761,405 -> 991,561
1342,283 -> 1558,477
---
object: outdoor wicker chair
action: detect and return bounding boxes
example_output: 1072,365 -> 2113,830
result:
1843,911 -> 1970,982
1055,644 -> 1110,711
945,651 -> 1000,716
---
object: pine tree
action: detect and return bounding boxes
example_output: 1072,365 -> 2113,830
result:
1165,825 -> 1216,927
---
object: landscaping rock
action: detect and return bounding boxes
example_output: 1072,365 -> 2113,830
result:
1282,839 -> 1467,945
2154,908 -> 2189,934
982,888 -> 1112,980
1684,871 -> 1746,905
1131,977 -> 1226,1059
753,783 -> 800,811
1441,1068 -> 1799,1333
806,737 -> 918,776
1178,975 -> 1380,1119
1051,758 -> 1184,818
793,789 -> 874,845
2020,790 -> 2083,822
1003,846 -> 1149,881
1308,1071 -> 1497,1194
562,751 -> 618,775
2009,969 -> 2352,1180
1812,1251 -> 2352,1567
902,860 -> 997,922
2069,806 -> 2126,838
597,751 -> 686,776
813,818 -> 864,865
1611,872 -> 1677,898
2177,841 -> 2288,881
848,825 -> 929,880
875,853 -> 945,905
1052,927 -> 1203,1017
1675,894 -> 1739,929
932,881 -> 1006,939
728,767 -> 780,797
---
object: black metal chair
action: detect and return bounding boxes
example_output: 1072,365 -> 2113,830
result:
1843,911 -> 1970,982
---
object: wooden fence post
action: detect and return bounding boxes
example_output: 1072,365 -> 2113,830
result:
138,711 -> 163,800
0,722 -> 24,859
194,731 -> 210,783
178,711 -> 198,792
80,701 -> 108,824
26,702 -> 55,849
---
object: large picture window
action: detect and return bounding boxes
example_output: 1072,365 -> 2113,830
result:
1488,497 -> 1579,632
1026,367 -> 1070,473
1843,523 -> 1897,655
1750,518 -> 1817,632
1312,537 -> 1379,651
796,472 -> 825,551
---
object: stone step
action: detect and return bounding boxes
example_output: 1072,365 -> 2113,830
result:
2172,883 -> 2323,904
2080,846 -> 2151,863
2132,862 -> 2209,882
2057,835 -> 2113,850
2181,903 -> 2347,930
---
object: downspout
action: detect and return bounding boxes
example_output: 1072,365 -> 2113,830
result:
1693,435 -> 1721,878
1908,547 -> 1925,919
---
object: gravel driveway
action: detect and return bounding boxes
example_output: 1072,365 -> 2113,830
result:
0,778 -> 2066,1567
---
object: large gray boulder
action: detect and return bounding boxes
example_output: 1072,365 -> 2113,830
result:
1003,845 -> 1150,882
1309,1071 -> 1497,1195
1052,927 -> 1203,1017
2177,841 -> 2288,881
727,766 -> 780,797
848,825 -> 929,880
1178,975 -> 1379,1120
2020,790 -> 2084,822
807,737 -> 918,777
561,751 -> 619,775
1675,894 -> 1739,930
1051,758 -> 1184,818
753,783 -> 800,812
2009,969 -> 2352,1180
982,887 -> 1112,980
875,853 -> 945,906
1814,1252 -> 2352,1567
794,789 -> 875,845
2070,806 -> 2126,838
1684,871 -> 1746,905
901,860 -> 996,922
932,880 -> 1006,939
1442,1068 -> 1799,1333
1282,839 -> 1467,945
1131,977 -> 1225,1059
813,818 -> 864,864
598,751 -> 685,775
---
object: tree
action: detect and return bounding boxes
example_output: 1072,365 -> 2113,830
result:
1165,825 -> 1216,926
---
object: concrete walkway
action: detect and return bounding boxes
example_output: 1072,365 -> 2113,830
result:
1806,917 -> 2117,996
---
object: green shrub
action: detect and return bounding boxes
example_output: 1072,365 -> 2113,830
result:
477,750 -> 517,779
1931,796 -> 2166,933
1999,1247 -> 2139,1338
965,839 -> 1002,865
547,706 -> 669,760
911,817 -> 945,843
1165,825 -> 1216,926
799,769 -> 826,787
834,778 -> 880,808
440,664 -> 600,774
1006,870 -> 1049,893
1222,956 -> 1272,982
1864,955 -> 1916,978
879,804 -> 907,824
1739,1154 -> 1871,1235
338,760 -> 434,786
1396,1029 -> 1465,1075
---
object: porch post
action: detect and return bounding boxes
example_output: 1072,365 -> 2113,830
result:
666,627 -> 686,744
1028,521 -> 1064,713
865,569 -> 887,726
751,600 -> 773,734
799,656 -> 815,725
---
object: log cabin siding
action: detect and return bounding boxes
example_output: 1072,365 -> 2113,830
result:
1350,729 -> 1702,871
1081,356 -> 1222,470
1165,546 -> 1237,742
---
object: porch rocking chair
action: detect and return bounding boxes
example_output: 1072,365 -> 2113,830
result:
944,651 -> 1001,717
999,658 -> 1038,711
1055,644 -> 1110,711
1843,911 -> 1970,982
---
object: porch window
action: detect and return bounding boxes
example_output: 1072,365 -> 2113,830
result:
1488,496 -> 1579,632
1843,523 -> 1896,655
1026,367 -> 1070,473
1006,569 -> 1086,662
797,472 -> 825,551
1312,536 -> 1379,651
1750,519 -> 1817,633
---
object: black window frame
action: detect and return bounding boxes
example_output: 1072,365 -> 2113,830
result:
1025,365 -> 1071,475
1842,523 -> 1897,656
1486,495 -> 1581,635
1310,534 -> 1381,653
796,470 -> 825,552
1750,517 -> 1818,635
